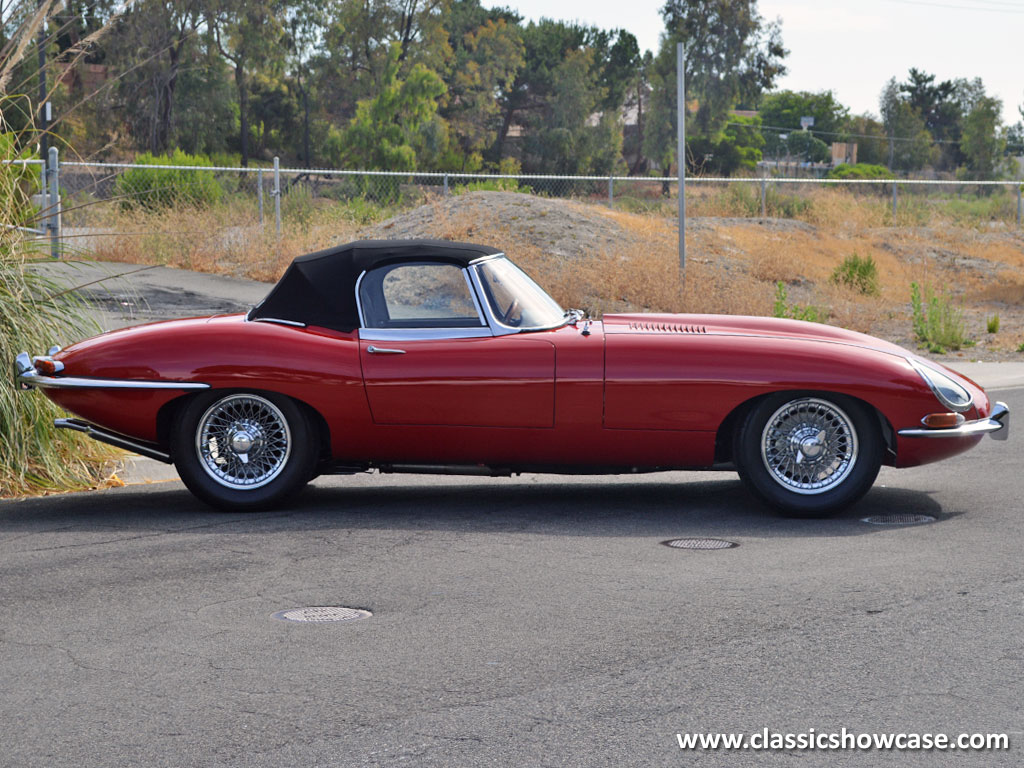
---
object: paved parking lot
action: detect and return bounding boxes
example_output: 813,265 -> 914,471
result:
7,261 -> 1021,765
1,388 -> 1020,767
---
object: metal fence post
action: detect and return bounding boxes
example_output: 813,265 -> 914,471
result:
443,173 -> 449,196
608,176 -> 614,207
1017,184 -> 1021,229
48,147 -> 59,259
760,175 -> 767,221
257,168 -> 264,228
676,42 -> 686,277
892,181 -> 898,222
273,156 -> 281,236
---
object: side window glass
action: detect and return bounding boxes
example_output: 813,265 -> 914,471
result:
360,262 -> 484,328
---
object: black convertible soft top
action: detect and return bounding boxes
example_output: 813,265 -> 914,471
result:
248,239 -> 503,332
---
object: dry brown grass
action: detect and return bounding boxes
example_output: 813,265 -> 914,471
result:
72,200 -> 365,282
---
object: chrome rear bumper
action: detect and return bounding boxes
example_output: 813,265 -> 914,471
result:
13,351 -> 209,391
898,402 -> 1009,440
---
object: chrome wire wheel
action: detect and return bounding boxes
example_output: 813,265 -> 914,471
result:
760,397 -> 859,496
195,394 -> 292,490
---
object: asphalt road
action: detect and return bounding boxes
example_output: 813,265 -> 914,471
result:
1,388 -> 1021,767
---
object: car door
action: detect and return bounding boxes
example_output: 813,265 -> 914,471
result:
357,260 -> 555,428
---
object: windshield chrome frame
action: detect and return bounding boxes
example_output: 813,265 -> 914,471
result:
468,256 -> 569,335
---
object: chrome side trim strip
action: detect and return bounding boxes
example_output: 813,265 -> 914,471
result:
358,327 -> 492,341
18,373 -> 209,394
55,418 -> 173,463
898,402 -> 1009,440
22,373 -> 210,390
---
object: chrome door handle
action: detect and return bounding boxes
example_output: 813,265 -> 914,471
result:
367,345 -> 406,355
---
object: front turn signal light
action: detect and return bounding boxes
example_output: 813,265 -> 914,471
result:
921,412 -> 966,429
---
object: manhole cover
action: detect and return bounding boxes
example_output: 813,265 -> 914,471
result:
272,607 -> 372,623
663,538 -> 738,550
861,514 -> 936,526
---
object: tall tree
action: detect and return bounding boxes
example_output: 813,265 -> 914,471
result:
659,0 -> 786,136
959,93 -> 1006,180
340,42 -> 445,171
757,89 -> 849,158
109,0 -> 204,154
845,113 -> 888,166
490,19 -> 587,162
208,0 -> 287,166
879,77 -> 934,172
284,0 -> 330,167
444,17 -> 523,169
899,68 -> 962,169
644,0 -> 786,181
522,46 -> 622,175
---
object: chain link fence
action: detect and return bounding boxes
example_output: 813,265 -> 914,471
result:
27,153 -> 1023,272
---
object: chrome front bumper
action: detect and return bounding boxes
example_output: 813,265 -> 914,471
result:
898,401 -> 1009,441
12,351 -> 209,391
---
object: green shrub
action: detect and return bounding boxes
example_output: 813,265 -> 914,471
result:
773,281 -> 823,323
115,149 -> 224,210
910,282 -> 968,353
826,163 -> 894,180
987,314 -> 1000,334
830,252 -> 879,295
453,178 -> 527,195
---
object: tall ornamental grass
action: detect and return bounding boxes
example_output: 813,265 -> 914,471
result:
1,2 -> 119,496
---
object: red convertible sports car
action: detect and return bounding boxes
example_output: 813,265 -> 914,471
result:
14,239 -> 1009,515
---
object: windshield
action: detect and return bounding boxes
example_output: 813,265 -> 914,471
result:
475,257 -> 566,330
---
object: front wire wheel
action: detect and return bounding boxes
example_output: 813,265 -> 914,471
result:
173,392 -> 316,511
735,394 -> 882,517
761,398 -> 859,495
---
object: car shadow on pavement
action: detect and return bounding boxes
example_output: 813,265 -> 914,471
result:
0,475 -> 948,541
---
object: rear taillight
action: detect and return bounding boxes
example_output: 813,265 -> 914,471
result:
32,356 -> 64,375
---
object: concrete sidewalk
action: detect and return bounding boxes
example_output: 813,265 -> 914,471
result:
30,260 -> 269,331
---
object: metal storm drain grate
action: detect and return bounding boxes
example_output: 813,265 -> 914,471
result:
861,514 -> 936,526
272,607 -> 372,623
663,537 -> 738,550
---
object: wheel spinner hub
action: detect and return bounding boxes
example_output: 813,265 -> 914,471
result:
228,419 -> 263,456
789,425 -> 827,462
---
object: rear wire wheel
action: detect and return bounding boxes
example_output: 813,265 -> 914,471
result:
734,394 -> 883,517
172,392 -> 316,511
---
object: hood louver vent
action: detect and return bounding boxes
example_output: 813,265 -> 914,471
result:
627,322 -> 707,334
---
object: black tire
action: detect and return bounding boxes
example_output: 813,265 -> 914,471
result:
172,391 -> 316,511
733,393 -> 883,518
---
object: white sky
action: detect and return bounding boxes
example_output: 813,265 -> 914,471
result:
484,0 -> 1024,126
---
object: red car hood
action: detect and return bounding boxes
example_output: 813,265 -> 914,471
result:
602,313 -> 913,358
